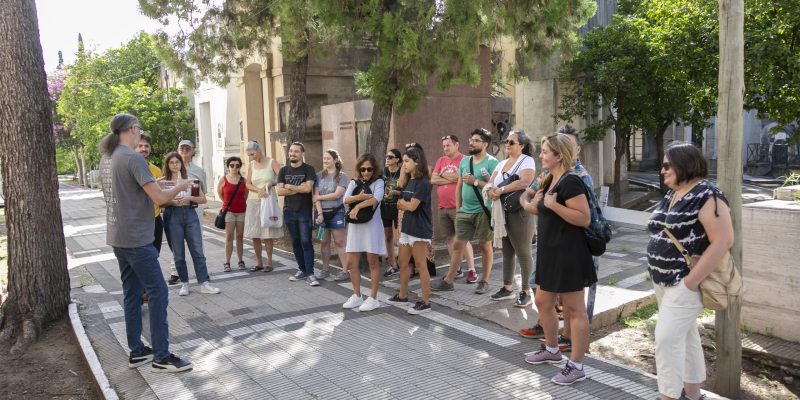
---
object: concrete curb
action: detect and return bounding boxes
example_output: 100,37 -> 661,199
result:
68,302 -> 119,400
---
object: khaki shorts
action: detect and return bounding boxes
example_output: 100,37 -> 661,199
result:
455,211 -> 492,242
225,212 -> 246,223
435,208 -> 457,240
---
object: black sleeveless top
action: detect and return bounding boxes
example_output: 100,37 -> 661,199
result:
646,180 -> 728,286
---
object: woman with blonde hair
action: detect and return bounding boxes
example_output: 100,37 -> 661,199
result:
313,149 -> 348,280
244,140 -> 284,272
521,133 -> 594,386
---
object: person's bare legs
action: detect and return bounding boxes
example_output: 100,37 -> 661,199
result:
443,239 -> 466,283
264,239 -> 274,268
224,223 -> 235,264
347,252 -> 362,296
560,290 -> 589,363
463,241 -> 475,271
366,253 -> 381,298
384,227 -> 397,269
398,244 -> 412,299
534,289 -> 559,349
321,229 -> 333,272
332,229 -> 347,270
252,238 -> 263,268
234,220 -> 244,263
412,242 -> 430,303
479,241 -> 493,281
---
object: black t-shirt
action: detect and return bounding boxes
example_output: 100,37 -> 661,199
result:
278,163 -> 316,214
400,177 -> 432,239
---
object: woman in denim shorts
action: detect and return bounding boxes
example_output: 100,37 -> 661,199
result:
313,149 -> 348,281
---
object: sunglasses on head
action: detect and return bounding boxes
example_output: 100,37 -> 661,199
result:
405,142 -> 419,149
441,135 -> 458,142
360,167 -> 375,173
502,139 -> 519,146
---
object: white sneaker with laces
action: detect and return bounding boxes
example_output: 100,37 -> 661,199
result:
200,282 -> 221,294
358,297 -> 380,312
342,294 -> 364,309
178,283 -> 189,296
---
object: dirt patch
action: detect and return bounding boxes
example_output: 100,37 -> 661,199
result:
0,316 -> 100,400
588,308 -> 800,400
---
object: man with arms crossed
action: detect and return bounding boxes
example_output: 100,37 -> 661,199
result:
432,129 -> 498,294
431,134 -> 476,282
99,113 -> 193,372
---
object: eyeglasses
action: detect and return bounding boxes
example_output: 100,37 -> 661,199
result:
360,167 -> 375,173
441,135 -> 458,142
502,140 -> 519,146
229,164 -> 241,168
385,155 -> 396,160
661,162 -> 671,171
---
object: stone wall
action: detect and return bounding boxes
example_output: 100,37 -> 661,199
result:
742,200 -> 800,343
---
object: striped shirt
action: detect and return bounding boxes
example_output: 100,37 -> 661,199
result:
646,180 -> 728,286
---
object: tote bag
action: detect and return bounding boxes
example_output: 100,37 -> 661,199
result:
260,194 -> 283,228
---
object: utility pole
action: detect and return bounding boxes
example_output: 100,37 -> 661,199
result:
714,0 -> 744,397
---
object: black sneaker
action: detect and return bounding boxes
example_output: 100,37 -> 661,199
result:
490,287 -> 515,301
385,293 -> 409,305
407,301 -> 431,315
167,275 -> 180,285
152,354 -> 193,373
128,346 -> 153,368
514,291 -> 532,307
383,266 -> 400,277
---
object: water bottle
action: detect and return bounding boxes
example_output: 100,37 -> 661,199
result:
316,225 -> 325,241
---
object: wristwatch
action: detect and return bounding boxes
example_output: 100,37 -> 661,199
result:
501,186 -> 506,193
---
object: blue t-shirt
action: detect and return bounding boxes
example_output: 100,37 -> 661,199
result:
400,177 -> 432,239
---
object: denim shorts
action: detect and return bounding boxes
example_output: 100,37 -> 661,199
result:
321,208 -> 346,230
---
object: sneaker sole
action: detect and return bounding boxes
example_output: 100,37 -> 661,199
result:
525,356 -> 563,365
152,364 -> 194,373
200,290 -> 221,294
384,299 -> 409,305
518,332 -> 544,339
128,356 -> 154,368
490,295 -> 516,301
551,375 -> 586,385
514,301 -> 532,308
407,308 -> 431,315
342,303 -> 363,309
431,287 -> 454,292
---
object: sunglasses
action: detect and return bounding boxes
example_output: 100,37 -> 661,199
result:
661,162 -> 671,171
405,142 -> 419,149
385,155 -> 397,160
502,140 -> 519,146
441,135 -> 458,142
360,167 -> 375,173
229,164 -> 241,168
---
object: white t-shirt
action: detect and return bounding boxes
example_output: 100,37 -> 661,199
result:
492,155 -> 536,187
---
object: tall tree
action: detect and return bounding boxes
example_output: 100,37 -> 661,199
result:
318,0 -> 596,159
0,0 -> 70,353
139,0 -> 330,150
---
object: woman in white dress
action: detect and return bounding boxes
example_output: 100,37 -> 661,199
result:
244,140 -> 284,272
341,154 -> 386,312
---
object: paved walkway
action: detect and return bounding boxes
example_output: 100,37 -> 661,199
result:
62,183 -> 706,399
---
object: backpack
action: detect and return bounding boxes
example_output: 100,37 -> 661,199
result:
573,173 -> 612,256
346,178 -> 381,224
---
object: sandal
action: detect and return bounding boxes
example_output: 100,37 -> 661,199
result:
223,263 -> 232,272
263,265 -> 273,273
237,261 -> 246,270
250,265 -> 264,272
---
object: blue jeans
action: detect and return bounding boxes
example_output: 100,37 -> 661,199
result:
163,206 -> 210,284
113,245 -> 170,359
284,208 -> 314,275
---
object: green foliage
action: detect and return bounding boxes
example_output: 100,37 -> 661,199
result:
55,32 -> 195,167
54,147 -> 75,174
621,301 -> 659,329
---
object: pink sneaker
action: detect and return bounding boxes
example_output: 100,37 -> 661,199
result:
551,362 -> 586,385
525,344 -> 563,365
466,269 -> 478,283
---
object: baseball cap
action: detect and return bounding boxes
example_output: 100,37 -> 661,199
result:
178,139 -> 194,148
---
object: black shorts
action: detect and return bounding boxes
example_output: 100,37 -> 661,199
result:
381,203 -> 398,229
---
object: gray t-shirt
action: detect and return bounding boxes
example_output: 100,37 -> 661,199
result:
100,145 -> 156,248
316,171 -> 348,210
187,162 -> 207,193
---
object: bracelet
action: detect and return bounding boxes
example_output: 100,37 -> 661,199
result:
472,180 -> 478,187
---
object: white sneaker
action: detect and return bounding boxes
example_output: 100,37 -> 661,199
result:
342,294 -> 364,309
358,297 -> 380,312
200,282 -> 221,294
178,283 -> 189,296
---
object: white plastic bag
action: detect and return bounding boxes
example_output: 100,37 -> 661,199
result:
260,195 -> 283,228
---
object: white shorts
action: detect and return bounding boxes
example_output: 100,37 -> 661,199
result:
399,232 -> 431,246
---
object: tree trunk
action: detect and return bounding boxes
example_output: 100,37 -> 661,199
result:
367,101 -> 393,165
286,53 -> 309,162
612,129 -> 627,207
0,0 -> 70,354
79,144 -> 88,187
656,123 -> 667,194
713,0 -> 744,396
72,145 -> 83,186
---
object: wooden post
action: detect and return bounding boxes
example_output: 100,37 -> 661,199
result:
714,0 -> 744,397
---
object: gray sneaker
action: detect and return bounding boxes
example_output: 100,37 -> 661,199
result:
551,362 -> 586,385
475,281 -> 490,294
525,344 -> 563,365
431,279 -> 454,292
316,270 -> 331,280
289,270 -> 307,281
332,270 -> 351,282
307,275 -> 321,287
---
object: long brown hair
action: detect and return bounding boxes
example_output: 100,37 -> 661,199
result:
539,133 -> 576,191
321,149 -> 343,182
162,152 -> 188,181
403,147 -> 429,179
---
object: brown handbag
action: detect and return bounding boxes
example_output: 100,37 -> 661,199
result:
663,228 -> 743,311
